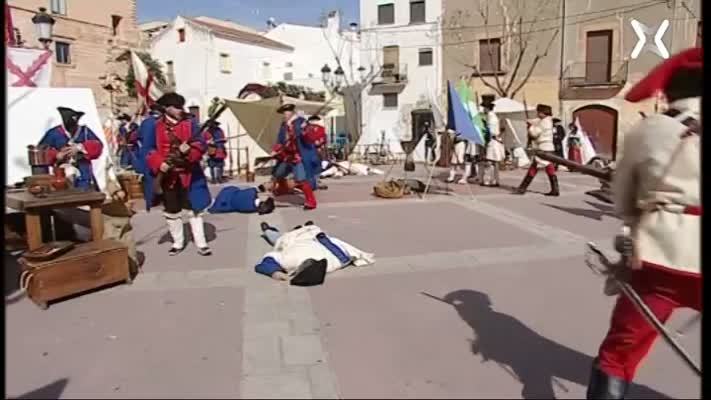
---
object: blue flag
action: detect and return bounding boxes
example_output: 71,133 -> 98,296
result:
446,80 -> 484,145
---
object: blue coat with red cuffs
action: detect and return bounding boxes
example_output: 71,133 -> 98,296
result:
274,117 -> 322,187
204,126 -> 227,168
38,125 -> 103,191
143,116 -> 212,212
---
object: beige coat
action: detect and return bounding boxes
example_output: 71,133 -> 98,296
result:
613,97 -> 700,275
485,111 -> 505,162
528,116 -> 554,165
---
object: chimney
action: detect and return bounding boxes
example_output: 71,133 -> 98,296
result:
326,10 -> 340,32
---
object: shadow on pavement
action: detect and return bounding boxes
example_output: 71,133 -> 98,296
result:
543,200 -> 619,221
438,289 -> 670,399
13,378 -> 69,399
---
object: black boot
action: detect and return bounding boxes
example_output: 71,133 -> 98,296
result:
586,360 -> 628,399
514,174 -> 534,195
257,197 -> 275,215
545,174 -> 560,197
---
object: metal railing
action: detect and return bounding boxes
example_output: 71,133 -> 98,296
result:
375,63 -> 408,84
561,60 -> 629,88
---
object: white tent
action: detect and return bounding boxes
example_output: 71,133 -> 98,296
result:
7,88 -> 110,190
493,97 -> 535,114
493,98 -> 534,151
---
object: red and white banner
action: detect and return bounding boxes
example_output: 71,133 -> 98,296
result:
130,51 -> 164,112
6,47 -> 53,87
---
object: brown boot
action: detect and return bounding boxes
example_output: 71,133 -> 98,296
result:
514,174 -> 534,195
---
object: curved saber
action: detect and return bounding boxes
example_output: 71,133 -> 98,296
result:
586,243 -> 702,377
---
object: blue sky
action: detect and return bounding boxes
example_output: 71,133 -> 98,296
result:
137,0 -> 359,29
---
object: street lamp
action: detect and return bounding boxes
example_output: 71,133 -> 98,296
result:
31,7 -> 55,50
320,64 -> 332,85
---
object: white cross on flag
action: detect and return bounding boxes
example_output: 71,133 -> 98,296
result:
130,51 -> 164,112
6,47 -> 52,87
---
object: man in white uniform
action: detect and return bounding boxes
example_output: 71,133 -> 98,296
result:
481,95 -> 505,186
513,104 -> 559,196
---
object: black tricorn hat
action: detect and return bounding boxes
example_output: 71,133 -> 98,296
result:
206,119 -> 221,127
536,104 -> 553,116
290,258 -> 327,287
480,94 -> 496,107
307,115 -> 321,122
552,118 -> 561,123
117,113 -> 131,121
277,103 -> 296,114
156,92 -> 186,109
57,107 -> 85,123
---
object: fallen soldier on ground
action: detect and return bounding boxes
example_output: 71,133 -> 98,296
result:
208,184 -> 275,215
255,221 -> 375,285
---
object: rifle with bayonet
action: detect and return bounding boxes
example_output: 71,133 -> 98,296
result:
152,101 -> 229,196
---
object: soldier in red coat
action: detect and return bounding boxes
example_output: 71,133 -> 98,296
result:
145,93 -> 213,257
586,48 -> 702,399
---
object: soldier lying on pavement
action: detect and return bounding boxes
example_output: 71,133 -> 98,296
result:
255,221 -> 375,285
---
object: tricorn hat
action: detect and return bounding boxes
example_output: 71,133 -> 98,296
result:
57,107 -> 85,124
480,94 -> 496,108
206,119 -> 221,127
536,104 -> 553,116
552,118 -> 561,124
625,47 -> 702,103
277,103 -> 296,114
117,113 -> 131,121
156,92 -> 186,109
307,115 -> 321,122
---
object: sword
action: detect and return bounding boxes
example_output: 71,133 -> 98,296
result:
585,242 -> 702,377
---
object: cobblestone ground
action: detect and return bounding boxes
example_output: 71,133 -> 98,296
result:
5,167 -> 700,399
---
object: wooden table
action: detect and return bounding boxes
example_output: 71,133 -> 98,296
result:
5,189 -> 106,251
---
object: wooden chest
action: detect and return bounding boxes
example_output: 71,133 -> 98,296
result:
19,239 -> 132,309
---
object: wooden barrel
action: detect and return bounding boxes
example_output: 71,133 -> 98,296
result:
117,173 -> 144,200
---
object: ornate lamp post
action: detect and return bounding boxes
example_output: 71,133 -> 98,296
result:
31,7 -> 55,50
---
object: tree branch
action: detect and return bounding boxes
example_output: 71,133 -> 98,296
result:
511,28 -> 559,98
504,17 -> 526,95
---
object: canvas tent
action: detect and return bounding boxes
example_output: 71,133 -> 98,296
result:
493,97 -> 535,151
224,96 -> 334,155
7,88 -> 110,191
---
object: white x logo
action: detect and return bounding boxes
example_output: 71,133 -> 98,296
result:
630,19 -> 670,59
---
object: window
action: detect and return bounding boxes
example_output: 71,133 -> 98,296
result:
478,38 -> 501,73
55,42 -> 71,64
418,48 -> 433,66
697,21 -> 702,47
50,0 -> 67,15
219,53 -> 232,73
111,15 -> 122,36
410,0 -> 426,24
189,106 -> 200,122
284,72 -> 293,81
585,30 -> 613,83
285,62 -> 293,67
383,93 -> 398,108
308,73 -> 314,78
165,61 -> 175,87
378,4 -> 395,25
178,28 -> 186,43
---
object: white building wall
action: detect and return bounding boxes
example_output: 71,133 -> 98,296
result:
359,0 -> 443,161
263,12 -> 362,92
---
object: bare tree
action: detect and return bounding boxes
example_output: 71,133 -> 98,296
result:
447,0 -> 560,99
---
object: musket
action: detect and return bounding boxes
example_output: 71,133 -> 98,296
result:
522,94 -> 532,150
586,242 -> 702,376
533,150 -> 612,181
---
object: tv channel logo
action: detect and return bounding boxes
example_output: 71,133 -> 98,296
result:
630,19 -> 670,59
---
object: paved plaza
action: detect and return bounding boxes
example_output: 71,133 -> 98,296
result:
5,168 -> 701,399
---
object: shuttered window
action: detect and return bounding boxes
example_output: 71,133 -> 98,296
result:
418,48 -> 433,66
50,0 -> 67,15
378,4 -> 395,25
383,94 -> 398,108
220,53 -> 232,73
410,1 -> 426,24
479,38 -> 501,73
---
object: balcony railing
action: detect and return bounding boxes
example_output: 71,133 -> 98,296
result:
561,60 -> 629,88
376,63 -> 408,85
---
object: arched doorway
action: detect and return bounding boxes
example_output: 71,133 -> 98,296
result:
573,105 -> 618,160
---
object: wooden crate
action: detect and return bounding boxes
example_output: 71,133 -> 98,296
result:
19,239 -> 131,309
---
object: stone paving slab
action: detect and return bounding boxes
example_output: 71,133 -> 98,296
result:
280,201 -> 547,258
132,210 -> 250,272
309,258 -> 700,399
479,194 -> 621,239
5,287 -> 245,399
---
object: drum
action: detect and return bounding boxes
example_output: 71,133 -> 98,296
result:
117,173 -> 144,200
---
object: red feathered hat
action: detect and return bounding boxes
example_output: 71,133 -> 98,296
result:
625,47 -> 703,103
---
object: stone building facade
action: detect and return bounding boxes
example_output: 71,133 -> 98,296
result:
8,0 -> 142,119
441,0 -> 701,159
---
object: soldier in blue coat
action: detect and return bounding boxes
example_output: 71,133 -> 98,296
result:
204,120 -> 227,184
38,107 -> 104,191
117,113 -> 139,169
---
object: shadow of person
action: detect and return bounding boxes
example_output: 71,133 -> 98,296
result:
543,202 -> 618,221
440,290 -> 670,399
157,222 -> 217,244
13,378 -> 69,399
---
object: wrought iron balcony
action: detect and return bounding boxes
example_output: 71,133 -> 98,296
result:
369,63 -> 408,95
560,60 -> 629,100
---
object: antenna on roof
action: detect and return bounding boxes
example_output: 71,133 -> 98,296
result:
266,17 -> 277,29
